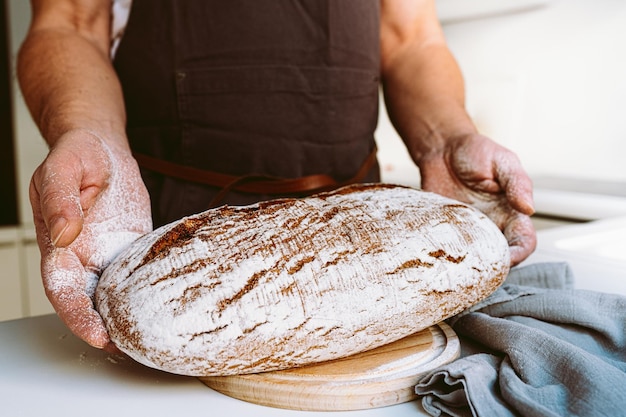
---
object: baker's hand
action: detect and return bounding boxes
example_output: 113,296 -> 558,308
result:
30,130 -> 152,350
418,133 -> 536,266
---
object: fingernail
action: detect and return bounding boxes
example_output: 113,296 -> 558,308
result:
50,217 -> 69,247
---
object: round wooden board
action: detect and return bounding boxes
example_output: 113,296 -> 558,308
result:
199,322 -> 459,411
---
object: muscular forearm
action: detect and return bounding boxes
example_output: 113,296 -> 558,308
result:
382,43 -> 476,161
17,3 -> 128,150
380,0 -> 476,164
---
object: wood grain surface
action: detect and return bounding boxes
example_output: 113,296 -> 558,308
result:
199,322 -> 459,411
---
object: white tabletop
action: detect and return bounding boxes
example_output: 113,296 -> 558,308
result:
0,314 -> 429,417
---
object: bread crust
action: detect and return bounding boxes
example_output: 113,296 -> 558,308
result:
95,184 -> 510,376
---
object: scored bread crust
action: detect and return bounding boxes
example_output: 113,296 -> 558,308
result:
95,184 -> 510,376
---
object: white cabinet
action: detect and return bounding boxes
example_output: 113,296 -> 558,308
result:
0,228 -> 54,322
0,228 -> 23,321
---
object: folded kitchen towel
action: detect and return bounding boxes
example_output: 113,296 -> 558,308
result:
415,262 -> 626,417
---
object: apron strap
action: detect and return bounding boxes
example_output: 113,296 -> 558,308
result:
133,146 -> 378,205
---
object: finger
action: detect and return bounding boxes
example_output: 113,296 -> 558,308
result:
506,175 -> 535,216
31,163 -> 85,248
103,342 -> 124,355
59,299 -> 111,348
42,248 -> 111,349
495,154 -> 535,216
61,299 -> 111,349
503,213 -> 537,266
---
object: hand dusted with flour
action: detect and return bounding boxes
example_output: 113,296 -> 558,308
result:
95,184 -> 509,376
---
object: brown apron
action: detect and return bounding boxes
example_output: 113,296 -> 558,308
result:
113,0 -> 381,227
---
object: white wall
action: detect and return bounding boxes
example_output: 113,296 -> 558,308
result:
378,0 -> 626,185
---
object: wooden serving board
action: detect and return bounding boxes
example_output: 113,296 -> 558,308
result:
199,322 -> 459,411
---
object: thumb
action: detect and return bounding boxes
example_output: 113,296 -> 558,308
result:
30,159 -> 86,248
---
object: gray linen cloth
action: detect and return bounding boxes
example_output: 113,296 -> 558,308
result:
414,262 -> 626,417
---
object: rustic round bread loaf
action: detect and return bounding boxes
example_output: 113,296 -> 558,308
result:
95,184 -> 510,377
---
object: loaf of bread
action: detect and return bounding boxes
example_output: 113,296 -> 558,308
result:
95,184 -> 509,377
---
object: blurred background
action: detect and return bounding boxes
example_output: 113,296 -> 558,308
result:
379,0 -> 626,214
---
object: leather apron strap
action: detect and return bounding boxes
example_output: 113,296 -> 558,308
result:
133,146 -> 378,206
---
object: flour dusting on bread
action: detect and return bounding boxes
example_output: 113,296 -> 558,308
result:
95,184 -> 509,376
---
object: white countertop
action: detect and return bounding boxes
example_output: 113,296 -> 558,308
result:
522,215 -> 626,296
0,314 -> 430,417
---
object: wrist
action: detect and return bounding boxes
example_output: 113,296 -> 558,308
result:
409,124 -> 477,167
53,128 -> 131,156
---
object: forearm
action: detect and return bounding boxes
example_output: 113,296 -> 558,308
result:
17,7 -> 128,150
382,45 -> 476,159
380,0 -> 476,165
